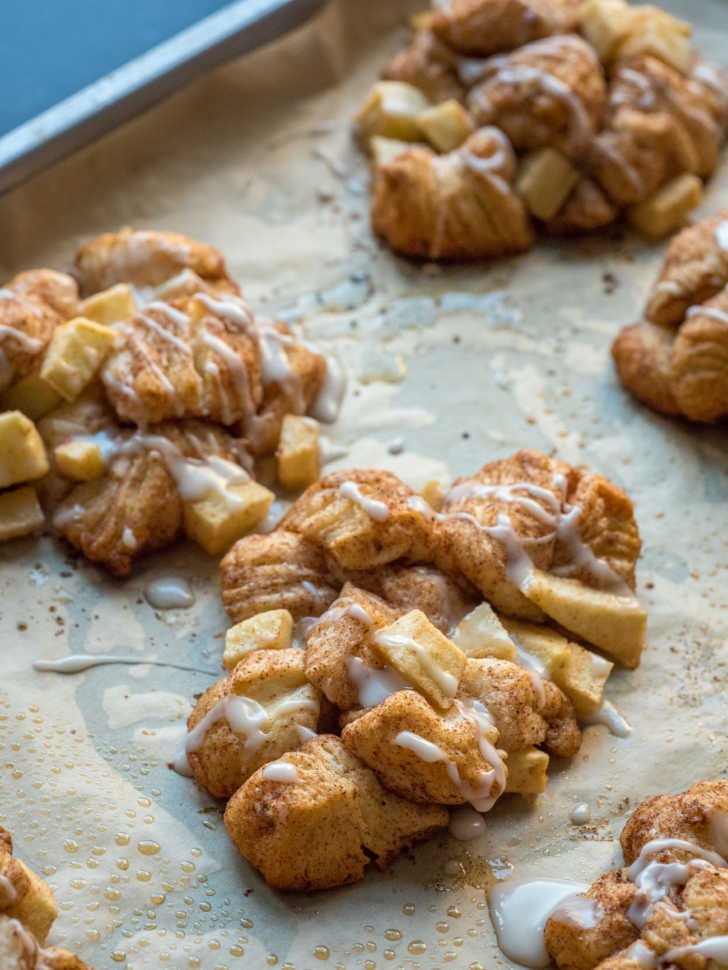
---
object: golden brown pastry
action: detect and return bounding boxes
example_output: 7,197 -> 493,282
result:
467,35 -> 607,158
0,915 -> 92,970
591,56 -> 726,206
430,0 -> 581,56
0,828 -> 58,945
545,177 -> 618,234
645,211 -> 728,327
545,779 -> 728,970
40,397 -> 253,575
186,649 -> 323,798
73,227 -> 238,298
341,688 -> 507,805
371,126 -> 533,260
280,468 -> 435,571
382,29 -> 466,104
101,295 -> 263,427
613,210 -> 728,422
220,530 -> 340,623
0,270 -> 78,391
223,735 -> 448,891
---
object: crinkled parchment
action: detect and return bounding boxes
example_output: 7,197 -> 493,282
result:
0,1 -> 727,967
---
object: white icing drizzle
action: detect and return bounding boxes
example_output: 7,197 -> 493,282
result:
296,724 -> 318,743
686,303 -> 728,326
583,699 -> 631,738
374,629 -> 458,697
570,802 -> 591,825
144,576 -> 195,610
489,879 -> 592,968
627,837 -> 728,929
339,481 -> 389,521
346,656 -> 410,708
395,730 -> 448,763
0,323 -> 43,351
184,692 -> 318,759
514,647 -> 547,707
0,872 -> 18,906
664,937 -> 728,963
449,805 -> 487,841
310,352 -> 346,424
121,526 -> 137,550
261,762 -> 300,783
715,221 -> 728,250
33,655 -> 217,675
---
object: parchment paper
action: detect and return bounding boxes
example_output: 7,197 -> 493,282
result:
1,1 -> 727,967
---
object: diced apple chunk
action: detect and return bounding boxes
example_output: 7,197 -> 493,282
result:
40,317 -> 116,401
79,283 -> 136,326
0,370 -> 62,421
0,411 -> 49,487
520,569 -> 647,669
579,0 -> 634,61
373,609 -> 466,709
183,479 -> 274,555
560,640 -> 614,717
0,485 -> 45,541
627,173 -> 703,239
517,148 -> 580,222
223,609 -> 294,670
418,100 -> 475,152
355,81 -> 431,147
54,439 -> 106,481
370,136 -> 415,170
277,414 -> 320,490
501,618 -> 571,680
420,478 -> 445,512
451,603 -> 517,661
505,747 -> 549,795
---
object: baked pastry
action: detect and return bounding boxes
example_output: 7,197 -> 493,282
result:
371,127 -> 533,259
358,0 -> 728,259
223,735 -> 448,891
543,779 -> 728,970
612,210 -> 728,422
176,450 -> 646,890
0,228 -> 338,568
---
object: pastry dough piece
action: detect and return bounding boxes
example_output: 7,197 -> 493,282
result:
345,563 -> 472,634
434,450 -> 574,619
644,211 -> 728,327
0,827 -> 58,944
186,649 -> 322,798
281,468 -> 434,571
430,0 -> 581,56
669,290 -> 728,423
44,409 -> 252,575
223,735 -> 448,891
341,689 -> 506,806
371,126 -> 533,260
592,56 -> 726,206
0,271 -> 78,391
545,780 -> 728,970
303,584 -> 403,711
73,227 -> 238,298
611,321 -> 680,416
381,29 -> 466,105
467,35 -> 606,158
220,530 -> 340,623
102,296 -> 262,427
545,176 -> 618,234
245,322 -> 326,455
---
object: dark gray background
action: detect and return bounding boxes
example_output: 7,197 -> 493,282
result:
0,0 -> 233,137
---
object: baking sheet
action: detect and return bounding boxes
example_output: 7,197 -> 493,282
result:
1,1 -> 728,967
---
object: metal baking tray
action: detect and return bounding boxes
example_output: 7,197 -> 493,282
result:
0,0 -> 327,195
